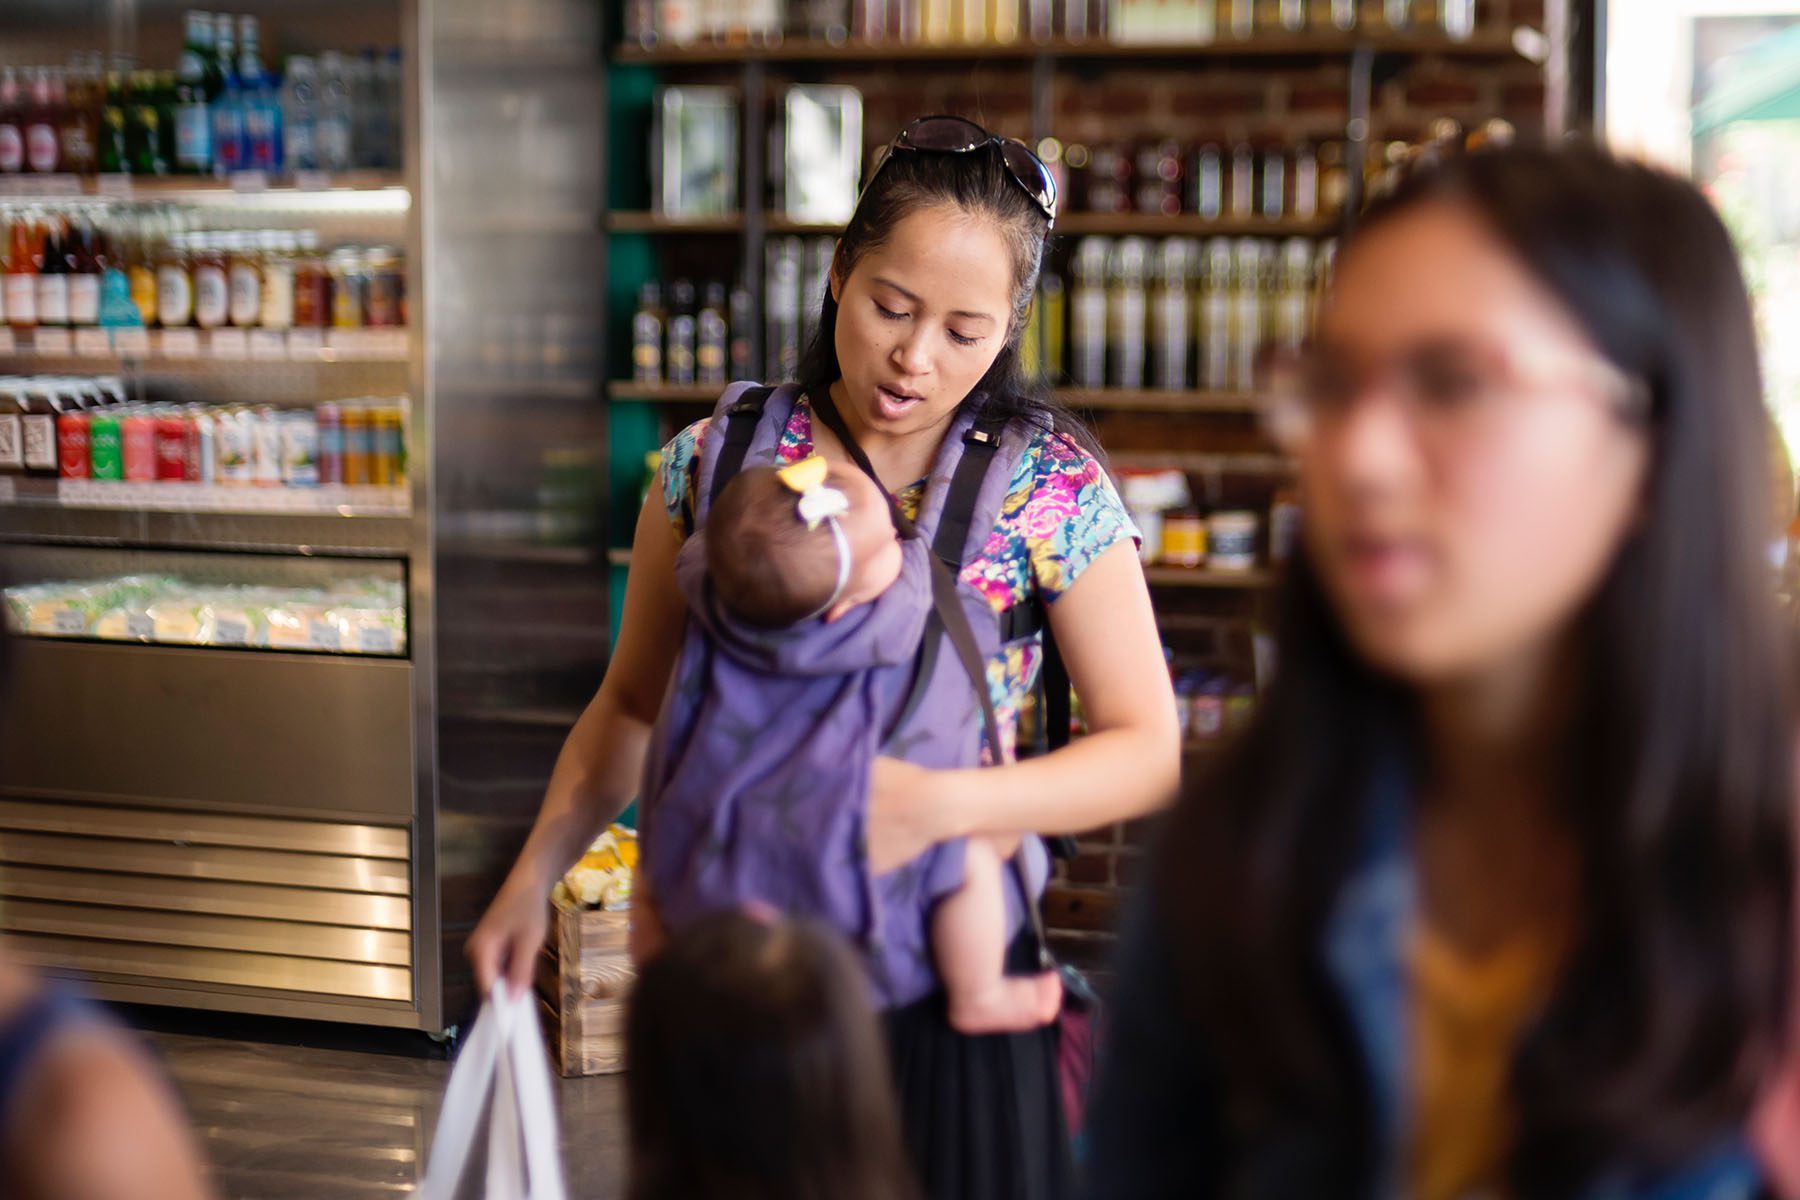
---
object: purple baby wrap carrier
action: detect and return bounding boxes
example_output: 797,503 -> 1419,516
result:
641,382 -> 1050,1008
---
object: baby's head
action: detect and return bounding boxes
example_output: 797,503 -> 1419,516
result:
707,459 -> 903,628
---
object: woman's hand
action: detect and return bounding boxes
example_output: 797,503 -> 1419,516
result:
867,757 -> 964,872
466,873 -> 551,999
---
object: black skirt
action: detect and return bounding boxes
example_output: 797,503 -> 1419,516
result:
884,932 -> 1075,1200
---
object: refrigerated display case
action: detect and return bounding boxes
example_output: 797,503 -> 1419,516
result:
0,0 -> 606,1036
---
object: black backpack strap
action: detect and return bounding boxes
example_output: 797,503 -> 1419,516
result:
930,415 -> 1009,570
706,385 -> 777,511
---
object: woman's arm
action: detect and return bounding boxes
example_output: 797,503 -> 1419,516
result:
868,540 -> 1180,870
467,487 -> 688,992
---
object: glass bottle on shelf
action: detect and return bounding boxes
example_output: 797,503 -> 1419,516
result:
68,215 -> 102,328
258,230 -> 295,329
1198,237 -> 1232,393
1384,0 -> 1411,29
211,12 -> 243,177
1275,238 -> 1312,351
1230,238 -> 1265,392
668,279 -> 698,386
633,281 -> 665,385
1441,0 -> 1474,38
1229,141 -> 1256,219
329,247 -> 364,327
238,17 -> 281,173
1191,143 -> 1223,221
1260,145 -> 1287,218
0,68 -> 22,175
60,59 -> 98,176
126,209 -> 159,326
1228,0 -> 1253,38
227,230 -> 262,327
36,215 -> 70,330
1069,237 -> 1109,391
157,229 -> 195,329
697,282 -> 728,387
99,68 -> 127,174
5,210 -> 37,329
316,53 -> 354,173
1292,140 -> 1319,220
174,9 -> 220,174
282,57 -> 319,173
1151,239 -> 1191,392
126,70 -> 166,175
191,231 -> 228,330
25,69 -> 62,174
728,284 -> 753,380
292,231 -> 329,328
1278,0 -> 1304,32
1107,237 -> 1148,391
1331,0 -> 1357,29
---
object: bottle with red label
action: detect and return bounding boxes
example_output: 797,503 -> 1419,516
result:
155,407 -> 190,480
0,67 -> 24,175
121,406 -> 157,481
5,210 -> 37,329
58,407 -> 90,480
25,68 -> 61,174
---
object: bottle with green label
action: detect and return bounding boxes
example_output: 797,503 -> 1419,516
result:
173,11 -> 221,174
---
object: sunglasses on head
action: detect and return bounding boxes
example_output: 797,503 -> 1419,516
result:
860,115 -> 1059,227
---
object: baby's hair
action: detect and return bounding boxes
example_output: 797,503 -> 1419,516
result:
707,465 -> 842,628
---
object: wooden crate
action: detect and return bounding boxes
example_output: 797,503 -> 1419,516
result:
538,895 -> 635,1077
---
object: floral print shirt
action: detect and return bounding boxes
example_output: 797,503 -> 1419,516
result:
661,396 -> 1136,759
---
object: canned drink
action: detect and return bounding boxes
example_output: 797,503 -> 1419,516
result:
122,410 -> 158,481
316,401 -> 343,485
89,411 -> 122,481
251,406 -> 283,487
155,409 -> 190,481
280,411 -> 320,487
187,409 -> 216,484
341,404 -> 372,486
216,408 -> 254,485
370,406 -> 402,486
57,410 -> 90,480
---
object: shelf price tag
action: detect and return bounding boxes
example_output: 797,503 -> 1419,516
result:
112,327 -> 150,357
249,330 -> 287,360
52,609 -> 86,636
309,621 -> 343,651
73,327 -> 113,358
208,328 -> 249,360
212,617 -> 249,646
327,329 -> 369,359
358,626 -> 398,655
95,174 -> 133,198
286,328 -> 325,359
33,328 -> 71,357
159,329 -> 201,359
230,170 -> 270,193
294,170 -> 331,192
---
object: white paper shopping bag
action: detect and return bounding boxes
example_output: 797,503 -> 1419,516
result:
417,984 -> 568,1200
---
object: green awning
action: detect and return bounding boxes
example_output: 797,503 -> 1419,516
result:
1694,21 -> 1800,132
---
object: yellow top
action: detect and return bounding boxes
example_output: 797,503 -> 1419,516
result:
1407,918 -> 1571,1200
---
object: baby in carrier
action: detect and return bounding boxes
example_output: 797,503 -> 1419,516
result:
700,454 -> 1061,1034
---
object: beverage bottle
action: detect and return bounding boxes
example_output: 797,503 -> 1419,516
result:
1069,237 -> 1108,390
1384,0 -> 1410,28
1151,240 -> 1191,392
25,68 -> 62,174
210,12 -> 243,176
99,67 -> 128,174
0,67 -> 22,174
667,278 -> 698,387
1331,0 -> 1356,29
291,230 -> 328,327
127,209 -> 160,325
36,215 -> 71,329
316,52 -> 353,172
58,58 -> 98,175
238,17 -> 281,172
1230,238 -> 1265,392
353,49 -> 382,169
21,381 -> 60,480
697,282 -> 728,386
281,56 -> 319,172
5,211 -> 37,329
728,284 -> 753,379
633,281 -> 665,385
1107,237 -> 1148,391
174,10 -> 221,174
380,48 -> 402,169
126,70 -> 168,175
1229,142 -> 1255,219
227,229 -> 261,326
157,229 -> 195,328
68,215 -> 102,327
191,231 -> 229,330
257,229 -> 294,329
155,71 -> 181,172
1198,237 -> 1232,392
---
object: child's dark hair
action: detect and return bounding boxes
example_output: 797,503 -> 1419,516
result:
706,465 -> 840,628
626,910 -> 920,1200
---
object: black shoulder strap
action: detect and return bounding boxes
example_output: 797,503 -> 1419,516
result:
931,416 -> 1008,570
706,386 -> 777,510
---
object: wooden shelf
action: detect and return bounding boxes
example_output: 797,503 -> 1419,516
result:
767,216 -> 848,235
1111,449 -> 1292,475
607,212 -> 744,233
608,382 -> 721,403
1056,213 -> 1336,237
1144,565 -> 1277,589
615,30 -> 1523,66
608,382 -> 1261,414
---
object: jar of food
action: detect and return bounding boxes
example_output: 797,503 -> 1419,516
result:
329,247 -> 365,328
362,246 -> 401,327
1208,510 -> 1260,571
1162,510 -> 1207,568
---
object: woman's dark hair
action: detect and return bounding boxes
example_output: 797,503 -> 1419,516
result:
1157,143 -> 1795,1195
795,130 -> 1098,453
626,910 -> 920,1200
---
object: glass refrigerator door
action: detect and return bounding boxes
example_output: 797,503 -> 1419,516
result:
1606,2 -> 1800,461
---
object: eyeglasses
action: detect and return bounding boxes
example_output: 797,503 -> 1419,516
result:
1259,341 -> 1652,456
860,115 -> 1059,228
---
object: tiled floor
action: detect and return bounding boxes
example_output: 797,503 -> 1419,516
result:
132,1009 -> 628,1199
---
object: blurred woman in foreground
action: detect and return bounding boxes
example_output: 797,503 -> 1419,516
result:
1089,145 -> 1795,1198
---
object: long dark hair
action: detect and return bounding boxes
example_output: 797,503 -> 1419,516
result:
626,910 -> 920,1200
796,129 -> 1098,452
1157,144 -> 1795,1196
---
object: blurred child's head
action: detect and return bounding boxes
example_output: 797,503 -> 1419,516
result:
707,463 -> 904,627
626,910 -> 918,1200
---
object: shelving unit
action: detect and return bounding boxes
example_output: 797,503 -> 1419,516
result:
607,379 -> 1262,414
